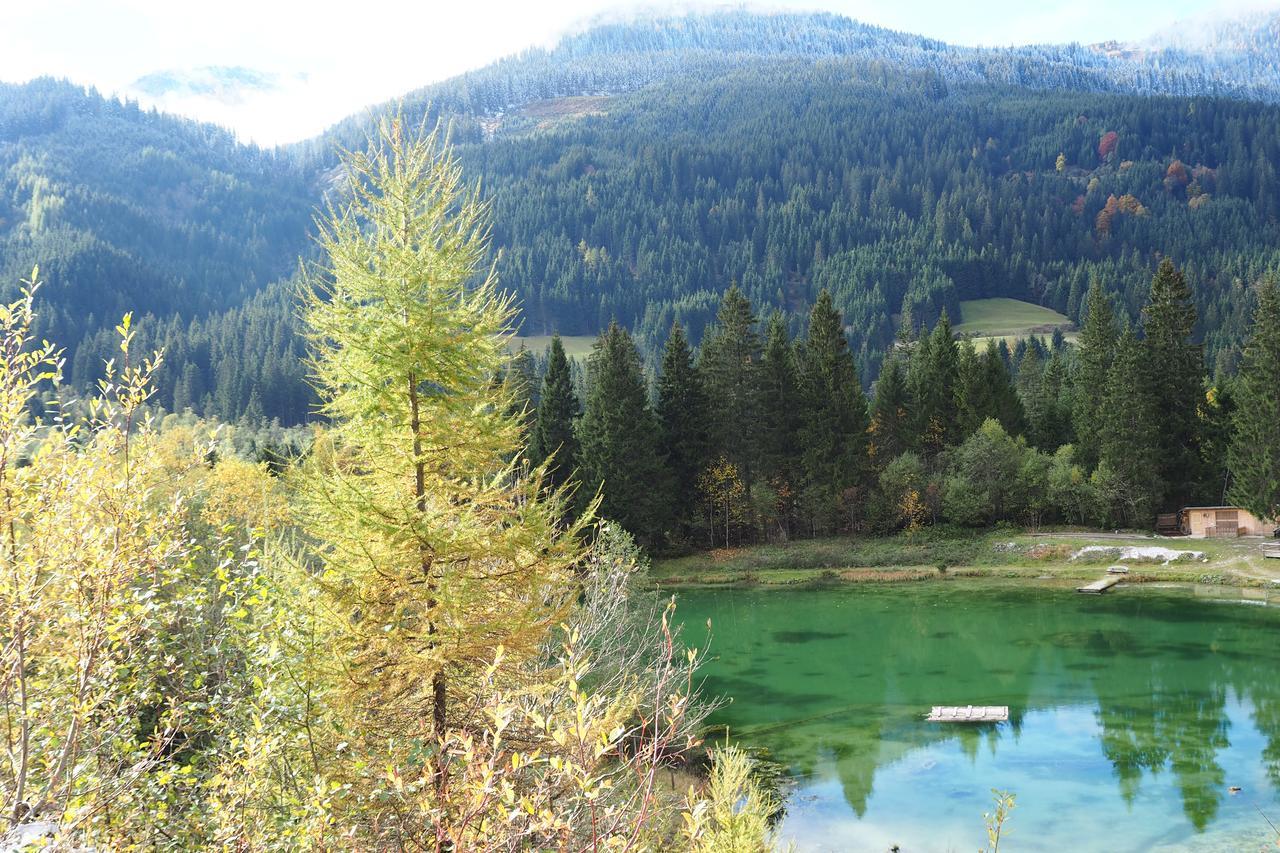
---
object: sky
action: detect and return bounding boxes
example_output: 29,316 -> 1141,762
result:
1,0 -> 1273,146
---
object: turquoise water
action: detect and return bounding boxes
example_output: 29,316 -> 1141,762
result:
676,583 -> 1280,851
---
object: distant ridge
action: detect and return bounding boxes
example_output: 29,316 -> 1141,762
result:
306,7 -> 1280,155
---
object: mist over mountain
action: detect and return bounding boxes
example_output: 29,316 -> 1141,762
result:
3,7 -> 1280,424
130,66 -> 289,103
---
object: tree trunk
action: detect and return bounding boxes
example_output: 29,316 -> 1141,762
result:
409,371 -> 447,785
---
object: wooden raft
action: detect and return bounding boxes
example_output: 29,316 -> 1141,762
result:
1077,575 -> 1123,594
927,705 -> 1009,723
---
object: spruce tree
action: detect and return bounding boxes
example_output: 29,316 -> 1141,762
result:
1016,348 -> 1046,445
700,284 -> 761,489
869,354 -> 912,465
757,312 -> 801,485
798,290 -> 870,533
957,339 -> 987,437
958,341 -> 1025,439
1096,323 -> 1163,526
983,344 -> 1025,437
1072,280 -> 1119,471
577,321 -> 670,543
299,118 -> 582,769
1142,259 -> 1203,507
1200,379 -> 1237,505
908,312 -> 961,453
655,321 -> 711,535
1228,278 -> 1280,523
1029,352 -> 1072,451
505,345 -> 538,430
530,335 -> 580,492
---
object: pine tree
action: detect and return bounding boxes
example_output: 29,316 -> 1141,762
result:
577,321 -> 671,544
1228,278 -> 1280,523
797,290 -> 870,533
655,321 -> 711,536
1142,259 -> 1203,507
530,335 -> 580,492
869,354 -> 912,465
1072,279 -> 1119,471
757,312 -> 801,484
700,285 -> 761,490
298,118 -> 583,773
1096,323 -> 1163,526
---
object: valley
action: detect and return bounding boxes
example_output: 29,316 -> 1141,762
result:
3,5 -> 1280,851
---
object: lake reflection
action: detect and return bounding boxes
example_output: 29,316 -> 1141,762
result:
676,583 -> 1280,851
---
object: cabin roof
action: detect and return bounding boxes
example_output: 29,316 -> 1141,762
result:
1180,505 -> 1246,512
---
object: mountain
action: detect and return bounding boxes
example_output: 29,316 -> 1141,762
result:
0,77 -> 314,387
307,6 -> 1280,159
4,9 -> 1280,425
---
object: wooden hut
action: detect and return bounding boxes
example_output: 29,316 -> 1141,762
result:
1178,506 -> 1277,538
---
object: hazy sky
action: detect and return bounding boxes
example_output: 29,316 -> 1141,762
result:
1,0 -> 1271,145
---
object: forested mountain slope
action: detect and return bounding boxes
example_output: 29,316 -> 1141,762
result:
459,63 -> 1280,376
0,78 -> 314,350
4,10 -> 1280,425
307,8 -> 1280,157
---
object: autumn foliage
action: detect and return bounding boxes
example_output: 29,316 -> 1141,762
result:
1098,130 -> 1119,160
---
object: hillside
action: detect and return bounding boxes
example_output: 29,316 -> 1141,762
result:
0,78 -> 314,355
459,64 -> 1278,371
5,10 -> 1280,424
306,8 -> 1280,158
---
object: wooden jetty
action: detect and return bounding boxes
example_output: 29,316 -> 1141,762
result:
1263,544 -> 1280,560
1077,575 -> 1124,594
927,705 -> 1009,723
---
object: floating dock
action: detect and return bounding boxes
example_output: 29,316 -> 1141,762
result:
927,705 -> 1009,723
1263,545 -> 1280,560
1077,575 -> 1124,594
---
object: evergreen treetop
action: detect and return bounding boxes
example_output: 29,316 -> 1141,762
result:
1228,278 -> 1280,522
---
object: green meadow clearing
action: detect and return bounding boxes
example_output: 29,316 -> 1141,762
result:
508,334 -> 598,358
955,297 -> 1075,349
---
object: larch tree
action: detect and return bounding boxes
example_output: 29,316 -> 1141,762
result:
298,118 -> 583,784
577,321 -> 671,543
798,290 -> 869,533
1228,278 -> 1280,523
1072,279 -> 1119,471
655,321 -> 711,536
530,334 -> 580,492
1142,258 -> 1203,507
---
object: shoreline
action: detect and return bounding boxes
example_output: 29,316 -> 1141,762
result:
650,529 -> 1280,591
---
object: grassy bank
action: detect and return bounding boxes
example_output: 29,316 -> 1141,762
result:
651,527 -> 1280,589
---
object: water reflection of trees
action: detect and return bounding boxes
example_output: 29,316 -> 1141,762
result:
690,588 -> 1280,832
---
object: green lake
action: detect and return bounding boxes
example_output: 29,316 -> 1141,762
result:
676,582 -> 1280,851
